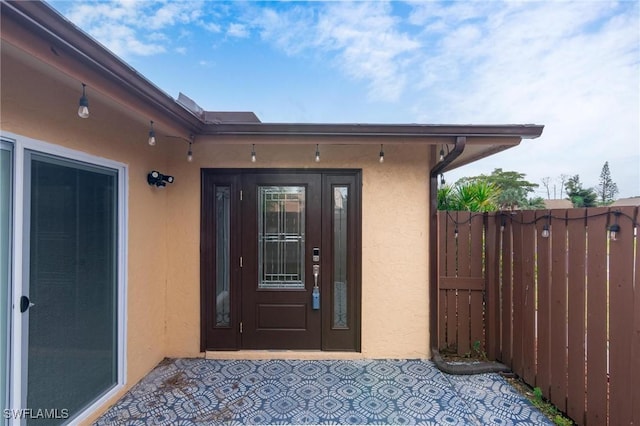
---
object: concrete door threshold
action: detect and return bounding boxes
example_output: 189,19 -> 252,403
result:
205,350 -> 372,361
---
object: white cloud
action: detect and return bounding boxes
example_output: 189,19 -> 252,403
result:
406,1 -> 639,197
249,2 -> 420,101
60,0 -> 208,58
227,23 -> 249,38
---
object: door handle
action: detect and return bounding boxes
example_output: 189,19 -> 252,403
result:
313,264 -> 320,288
312,264 -> 320,310
20,296 -> 35,313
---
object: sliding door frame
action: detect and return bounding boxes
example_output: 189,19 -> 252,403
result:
1,131 -> 128,426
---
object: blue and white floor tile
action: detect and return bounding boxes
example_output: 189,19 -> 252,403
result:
94,359 -> 552,425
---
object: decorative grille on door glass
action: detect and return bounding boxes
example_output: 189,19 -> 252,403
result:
258,186 -> 306,289
333,186 -> 348,328
215,186 -> 231,326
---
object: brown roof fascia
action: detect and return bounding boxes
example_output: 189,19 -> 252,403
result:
200,123 -> 544,140
2,1 -> 202,134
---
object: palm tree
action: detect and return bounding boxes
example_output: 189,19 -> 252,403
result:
438,181 -> 499,212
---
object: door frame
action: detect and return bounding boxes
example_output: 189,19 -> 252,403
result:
2,131 -> 128,426
200,168 -> 362,352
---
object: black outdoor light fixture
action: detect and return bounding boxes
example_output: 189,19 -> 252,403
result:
148,120 -> 156,146
609,211 -> 621,241
147,170 -> 174,187
77,83 -> 89,118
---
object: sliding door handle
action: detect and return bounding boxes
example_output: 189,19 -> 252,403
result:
20,296 -> 35,313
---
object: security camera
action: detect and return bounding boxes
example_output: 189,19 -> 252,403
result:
147,170 -> 175,187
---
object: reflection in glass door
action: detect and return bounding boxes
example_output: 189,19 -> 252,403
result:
258,186 -> 306,290
23,153 -> 118,424
0,142 -> 12,424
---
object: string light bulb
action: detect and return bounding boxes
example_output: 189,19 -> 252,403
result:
609,211 -> 621,241
77,83 -> 89,118
609,223 -> 620,241
541,224 -> 550,238
454,227 -> 459,239
379,144 -> 385,163
440,174 -> 445,186
251,144 -> 256,163
439,147 -> 445,161
315,144 -> 320,162
187,141 -> 193,162
148,121 -> 156,146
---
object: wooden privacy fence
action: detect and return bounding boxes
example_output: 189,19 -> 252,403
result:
438,211 -> 487,356
438,207 -> 640,426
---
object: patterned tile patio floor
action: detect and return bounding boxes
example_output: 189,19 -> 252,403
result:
94,358 -> 552,425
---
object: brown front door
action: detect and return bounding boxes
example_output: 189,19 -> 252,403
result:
241,173 -> 322,349
201,169 -> 361,351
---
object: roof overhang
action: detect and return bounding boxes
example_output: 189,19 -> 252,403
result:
197,123 -> 542,172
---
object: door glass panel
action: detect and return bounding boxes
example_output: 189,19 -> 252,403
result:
26,154 -> 117,424
0,143 -> 12,418
258,186 -> 305,289
215,186 -> 230,327
333,186 -> 348,329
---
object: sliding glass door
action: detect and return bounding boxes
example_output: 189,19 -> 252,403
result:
23,152 -> 118,424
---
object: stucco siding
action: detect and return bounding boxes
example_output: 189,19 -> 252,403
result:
164,142 -> 431,359
1,52 -> 170,423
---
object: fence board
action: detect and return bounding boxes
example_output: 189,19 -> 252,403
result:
438,212 -> 448,349
485,214 -> 500,360
535,210 -> 552,400
512,215 -> 524,378
566,208 -> 587,425
586,208 -> 608,426
608,207 -> 635,426
521,210 -> 537,385
470,214 -> 484,277
445,213 -> 457,277
457,291 -> 471,356
439,290 -> 446,349
501,215 -> 513,366
549,209 -> 568,412
457,213 -> 472,356
469,290 -> 484,352
439,277 -> 485,290
446,290 -> 457,348
458,212 -> 471,278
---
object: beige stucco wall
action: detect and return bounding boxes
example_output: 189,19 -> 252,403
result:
1,51 -> 171,423
2,37 -> 432,424
164,141 -> 431,359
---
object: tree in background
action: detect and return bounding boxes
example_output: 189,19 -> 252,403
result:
458,168 -> 539,210
520,196 -> 546,210
565,174 -> 597,207
438,181 -> 499,212
596,161 -> 618,205
541,177 -> 552,199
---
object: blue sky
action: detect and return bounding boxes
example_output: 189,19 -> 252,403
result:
48,0 -> 639,199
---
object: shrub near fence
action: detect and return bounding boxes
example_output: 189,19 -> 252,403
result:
437,207 -> 639,426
